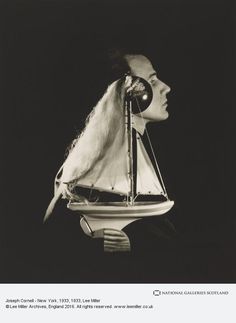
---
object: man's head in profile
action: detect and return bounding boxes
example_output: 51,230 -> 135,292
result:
108,49 -> 171,123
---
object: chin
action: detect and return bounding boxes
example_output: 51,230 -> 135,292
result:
156,111 -> 169,122
161,111 -> 169,120
140,109 -> 169,123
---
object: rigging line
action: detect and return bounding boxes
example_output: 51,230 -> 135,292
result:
133,193 -> 140,202
134,96 -> 169,198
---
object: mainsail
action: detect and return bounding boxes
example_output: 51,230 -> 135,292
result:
71,127 -> 130,195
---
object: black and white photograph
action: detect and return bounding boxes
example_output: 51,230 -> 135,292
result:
0,0 -> 235,319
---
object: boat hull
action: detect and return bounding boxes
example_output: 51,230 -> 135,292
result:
67,200 -> 174,231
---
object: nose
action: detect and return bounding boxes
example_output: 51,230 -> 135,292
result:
160,80 -> 171,94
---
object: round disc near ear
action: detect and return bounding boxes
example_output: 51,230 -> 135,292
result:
125,76 -> 153,114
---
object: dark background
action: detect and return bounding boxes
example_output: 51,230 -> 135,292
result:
1,0 -> 235,282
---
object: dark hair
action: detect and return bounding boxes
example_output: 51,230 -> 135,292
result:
106,47 -> 145,83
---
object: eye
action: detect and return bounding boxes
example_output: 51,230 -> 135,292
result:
150,78 -> 157,86
149,75 -> 158,86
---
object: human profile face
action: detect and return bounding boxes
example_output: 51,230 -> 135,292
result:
125,55 -> 171,122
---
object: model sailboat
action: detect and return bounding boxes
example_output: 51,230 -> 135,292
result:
66,76 -> 174,234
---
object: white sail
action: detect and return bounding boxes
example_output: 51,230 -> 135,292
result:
74,127 -> 130,195
136,135 -> 164,195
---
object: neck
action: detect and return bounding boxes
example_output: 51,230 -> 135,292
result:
132,114 -> 148,135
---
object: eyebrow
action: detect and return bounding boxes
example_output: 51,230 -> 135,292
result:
148,71 -> 157,79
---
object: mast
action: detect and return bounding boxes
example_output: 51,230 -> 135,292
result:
125,96 -> 135,205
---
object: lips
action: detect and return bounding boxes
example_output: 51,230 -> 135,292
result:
162,98 -> 167,105
162,100 -> 168,108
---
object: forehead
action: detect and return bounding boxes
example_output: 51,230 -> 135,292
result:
125,55 -> 156,78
